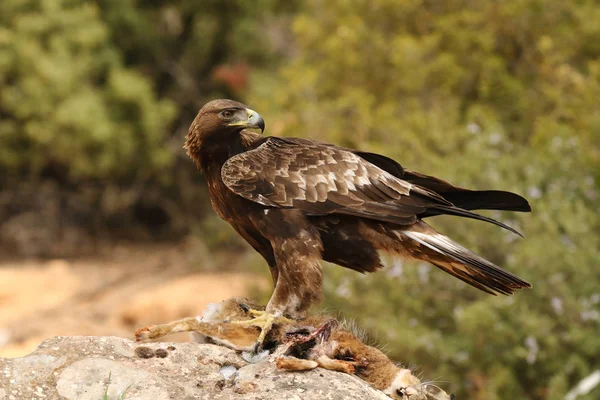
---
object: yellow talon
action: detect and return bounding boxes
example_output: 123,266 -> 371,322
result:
233,309 -> 294,343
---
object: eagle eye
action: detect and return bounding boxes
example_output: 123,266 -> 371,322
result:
220,110 -> 234,120
396,388 -> 405,397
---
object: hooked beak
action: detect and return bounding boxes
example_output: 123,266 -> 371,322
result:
227,108 -> 265,133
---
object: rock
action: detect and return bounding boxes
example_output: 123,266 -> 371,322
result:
0,336 -> 391,400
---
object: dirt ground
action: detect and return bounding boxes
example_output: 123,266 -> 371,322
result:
0,243 -> 266,358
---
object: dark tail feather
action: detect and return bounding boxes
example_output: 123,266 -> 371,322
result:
398,169 -> 532,215
430,204 -> 524,238
422,190 -> 531,216
403,229 -> 531,295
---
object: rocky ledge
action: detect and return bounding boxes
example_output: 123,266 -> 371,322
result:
0,335 -> 390,400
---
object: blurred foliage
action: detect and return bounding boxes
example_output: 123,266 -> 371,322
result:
0,0 -> 295,252
95,0 -> 297,144
249,1 -> 600,399
0,0 -> 176,180
1,0 -> 599,398
0,0 -> 293,180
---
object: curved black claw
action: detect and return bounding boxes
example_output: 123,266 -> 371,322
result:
238,302 -> 251,314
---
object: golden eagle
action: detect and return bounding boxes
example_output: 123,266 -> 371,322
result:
185,99 -> 531,340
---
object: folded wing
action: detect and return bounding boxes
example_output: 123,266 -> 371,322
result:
355,151 -> 531,216
222,137 -> 522,235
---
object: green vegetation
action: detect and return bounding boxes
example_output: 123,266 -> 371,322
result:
0,0 -> 295,247
252,1 -> 599,399
102,372 -> 132,400
0,0 -> 175,179
2,0 -> 598,398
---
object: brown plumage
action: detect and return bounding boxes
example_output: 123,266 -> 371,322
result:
185,99 -> 532,321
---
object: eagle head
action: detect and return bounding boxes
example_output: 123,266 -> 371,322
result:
185,99 -> 265,160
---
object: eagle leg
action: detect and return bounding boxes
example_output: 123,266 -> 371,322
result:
232,309 -> 294,343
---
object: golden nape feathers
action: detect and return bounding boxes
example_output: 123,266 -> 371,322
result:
135,297 -> 455,400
